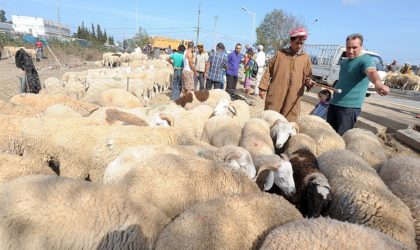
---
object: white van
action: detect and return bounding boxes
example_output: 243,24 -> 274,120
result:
304,44 -> 387,96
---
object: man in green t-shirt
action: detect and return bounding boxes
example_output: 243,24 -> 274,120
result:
327,33 -> 389,135
167,45 -> 185,100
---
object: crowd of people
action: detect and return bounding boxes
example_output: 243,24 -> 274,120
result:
166,41 -> 266,101
166,27 -> 391,135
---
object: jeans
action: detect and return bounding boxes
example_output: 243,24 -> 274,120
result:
171,69 -> 182,100
327,104 -> 361,135
206,79 -> 223,90
194,72 -> 205,90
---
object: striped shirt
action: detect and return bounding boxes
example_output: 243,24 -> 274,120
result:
207,51 -> 228,82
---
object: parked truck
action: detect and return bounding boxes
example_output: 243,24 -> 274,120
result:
304,44 -> 387,96
150,36 -> 191,51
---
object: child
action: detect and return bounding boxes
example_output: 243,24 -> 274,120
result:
310,89 -> 331,120
244,50 -> 255,96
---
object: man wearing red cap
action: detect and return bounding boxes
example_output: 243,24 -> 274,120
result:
258,27 -> 313,122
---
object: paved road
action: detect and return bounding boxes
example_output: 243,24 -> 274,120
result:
369,93 -> 420,111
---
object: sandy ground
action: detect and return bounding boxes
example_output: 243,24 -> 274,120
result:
1,55 -> 418,158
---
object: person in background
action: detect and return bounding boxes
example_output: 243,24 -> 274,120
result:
243,50 -> 255,96
35,38 -> 43,61
167,45 -> 185,100
327,33 -> 390,135
258,27 -> 314,122
400,62 -> 412,74
143,43 -> 153,59
389,60 -> 399,73
182,42 -> 199,95
310,89 -> 331,120
225,43 -> 243,98
205,43 -> 228,90
166,45 -> 173,55
15,48 -> 41,94
254,44 -> 266,95
194,44 -> 209,91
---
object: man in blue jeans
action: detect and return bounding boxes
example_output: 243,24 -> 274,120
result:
327,33 -> 389,135
167,45 -> 186,100
225,43 -> 243,98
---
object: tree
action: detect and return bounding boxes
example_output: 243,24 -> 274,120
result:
91,23 -> 95,38
96,24 -> 103,42
255,9 -> 306,55
123,27 -> 150,49
0,10 -> 6,22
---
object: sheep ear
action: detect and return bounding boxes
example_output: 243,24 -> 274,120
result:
280,153 -> 289,162
160,113 -> 175,126
254,165 -> 277,191
290,122 -> 299,134
270,119 -> 281,130
228,105 -> 238,116
224,151 -> 242,162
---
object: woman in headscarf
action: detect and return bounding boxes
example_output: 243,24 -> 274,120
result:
258,27 -> 314,122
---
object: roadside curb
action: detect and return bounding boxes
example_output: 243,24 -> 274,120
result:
395,129 -> 420,152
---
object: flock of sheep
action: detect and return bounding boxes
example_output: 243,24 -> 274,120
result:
0,80 -> 419,249
2,45 -> 38,61
385,72 -> 420,92
0,47 -> 419,249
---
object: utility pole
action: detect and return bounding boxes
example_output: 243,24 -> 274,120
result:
195,2 -> 201,46
136,0 -> 139,33
213,15 -> 218,50
57,0 -> 62,38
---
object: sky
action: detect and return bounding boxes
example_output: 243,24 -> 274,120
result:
1,0 -> 420,64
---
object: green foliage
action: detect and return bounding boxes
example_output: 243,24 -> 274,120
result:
0,10 -> 6,22
74,21 -> 112,45
123,27 -> 150,49
255,9 -> 306,55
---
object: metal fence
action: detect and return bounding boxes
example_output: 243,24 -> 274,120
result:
304,44 -> 342,67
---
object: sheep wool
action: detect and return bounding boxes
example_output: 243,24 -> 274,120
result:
0,153 -> 55,182
260,217 -> 409,250
121,154 -> 260,219
175,89 -> 231,110
155,193 -> 303,250
201,114 -> 242,147
318,150 -> 416,249
0,175 -> 171,250
297,115 -> 345,155
284,133 -> 317,157
343,128 -> 387,171
99,88 -> 142,108
379,157 -> 420,248
240,118 -> 274,157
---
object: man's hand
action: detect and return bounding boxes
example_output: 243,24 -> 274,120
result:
375,84 -> 390,96
305,78 -> 315,90
259,90 -> 267,99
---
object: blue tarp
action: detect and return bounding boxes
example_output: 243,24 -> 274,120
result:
22,35 -> 48,46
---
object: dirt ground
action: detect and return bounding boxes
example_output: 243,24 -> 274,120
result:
1,55 -> 419,158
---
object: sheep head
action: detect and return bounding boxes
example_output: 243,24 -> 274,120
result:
270,120 -> 298,149
221,146 -> 256,179
304,174 -> 332,218
212,99 -> 238,117
254,154 -> 295,197
149,113 -> 174,127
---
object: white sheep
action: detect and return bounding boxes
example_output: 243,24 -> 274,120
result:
104,144 -> 256,183
260,217 -> 409,250
10,93 -> 99,117
379,157 -> 420,247
253,154 -> 296,197
174,89 -> 232,110
201,114 -> 242,147
259,110 -> 299,150
99,88 -> 142,108
240,118 -> 274,157
0,153 -> 55,182
155,193 -> 303,250
0,175 -> 170,249
41,104 -> 82,118
120,153 -> 261,219
0,99 -> 39,117
318,150 -> 416,249
284,133 -> 318,157
297,115 -> 345,155
343,128 -> 388,171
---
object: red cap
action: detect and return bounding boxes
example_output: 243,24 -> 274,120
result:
290,27 -> 308,39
